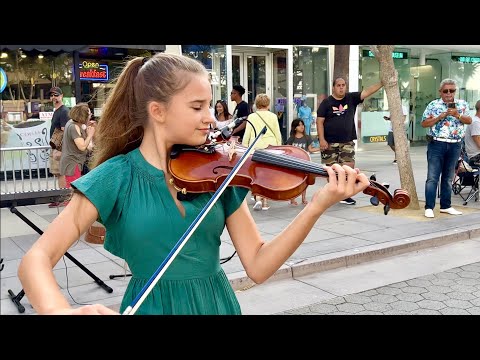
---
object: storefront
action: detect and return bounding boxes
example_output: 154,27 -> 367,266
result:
357,45 -> 480,146
0,44 -> 165,152
76,45 -> 165,119
3,43 -> 476,154
0,45 -> 164,173
181,45 -> 331,143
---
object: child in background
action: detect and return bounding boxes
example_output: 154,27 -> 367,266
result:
285,118 -> 319,205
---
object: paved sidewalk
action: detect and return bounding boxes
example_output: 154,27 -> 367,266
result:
236,238 -> 480,314
1,145 -> 479,315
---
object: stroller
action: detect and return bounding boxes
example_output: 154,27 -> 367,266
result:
451,146 -> 479,205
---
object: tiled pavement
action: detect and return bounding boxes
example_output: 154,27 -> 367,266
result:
1,145 -> 479,315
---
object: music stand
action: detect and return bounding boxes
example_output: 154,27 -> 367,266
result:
2,190 -> 113,313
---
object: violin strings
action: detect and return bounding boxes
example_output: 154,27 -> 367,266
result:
253,150 -> 328,176
253,150 -> 378,186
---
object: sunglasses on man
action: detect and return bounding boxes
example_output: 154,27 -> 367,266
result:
50,93 -> 60,97
442,89 -> 456,94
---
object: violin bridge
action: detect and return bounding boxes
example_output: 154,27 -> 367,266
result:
228,138 -> 237,161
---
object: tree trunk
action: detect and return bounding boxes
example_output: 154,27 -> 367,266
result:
370,45 -> 420,210
333,45 -> 350,87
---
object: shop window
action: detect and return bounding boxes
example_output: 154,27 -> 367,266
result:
292,46 -> 329,112
0,48 -> 74,122
182,45 -> 227,103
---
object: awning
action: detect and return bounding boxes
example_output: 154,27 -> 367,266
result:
0,45 -> 89,52
1,45 -> 166,52
94,45 -> 166,51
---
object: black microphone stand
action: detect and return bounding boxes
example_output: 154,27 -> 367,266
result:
3,194 -> 113,313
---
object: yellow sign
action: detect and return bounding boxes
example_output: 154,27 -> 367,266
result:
363,135 -> 387,143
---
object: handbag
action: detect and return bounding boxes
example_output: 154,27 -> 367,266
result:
255,111 -> 276,136
85,222 -> 106,245
50,128 -> 64,151
52,149 -> 62,161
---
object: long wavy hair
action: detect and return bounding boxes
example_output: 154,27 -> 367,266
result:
91,53 -> 208,168
214,100 -> 231,120
289,118 -> 305,137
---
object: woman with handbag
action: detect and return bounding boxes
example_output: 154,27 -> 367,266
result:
242,93 -> 283,210
59,103 -> 95,204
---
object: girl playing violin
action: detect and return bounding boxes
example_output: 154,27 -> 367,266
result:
18,53 -> 370,315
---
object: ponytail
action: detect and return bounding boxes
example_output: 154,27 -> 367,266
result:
91,57 -> 144,168
90,53 -> 208,169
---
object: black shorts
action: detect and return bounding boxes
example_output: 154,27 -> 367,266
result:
387,131 -> 394,146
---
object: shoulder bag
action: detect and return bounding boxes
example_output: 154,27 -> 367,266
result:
254,111 -> 276,136
49,127 -> 64,151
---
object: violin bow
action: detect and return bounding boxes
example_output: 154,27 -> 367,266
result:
122,126 -> 268,315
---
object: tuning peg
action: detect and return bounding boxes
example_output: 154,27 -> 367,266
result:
381,182 -> 390,189
383,203 -> 390,215
370,196 -> 379,206
370,174 -> 377,181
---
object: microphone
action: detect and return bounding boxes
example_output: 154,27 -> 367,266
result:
208,116 -> 248,140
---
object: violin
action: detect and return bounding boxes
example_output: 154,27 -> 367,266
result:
168,142 -> 410,215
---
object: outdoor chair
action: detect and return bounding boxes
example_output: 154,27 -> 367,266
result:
452,153 -> 479,206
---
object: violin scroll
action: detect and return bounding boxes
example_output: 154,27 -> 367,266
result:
364,175 -> 410,215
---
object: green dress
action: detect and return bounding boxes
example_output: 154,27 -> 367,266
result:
72,147 -> 248,315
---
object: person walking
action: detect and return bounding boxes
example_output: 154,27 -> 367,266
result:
383,104 -> 409,164
421,78 -> 472,218
229,84 -> 251,141
242,93 -> 283,211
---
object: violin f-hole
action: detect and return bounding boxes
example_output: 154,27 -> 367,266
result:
213,165 -> 234,174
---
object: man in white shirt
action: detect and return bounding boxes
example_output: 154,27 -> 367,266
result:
464,99 -> 480,166
383,104 -> 409,164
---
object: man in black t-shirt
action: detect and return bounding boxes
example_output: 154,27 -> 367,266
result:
230,85 -> 251,141
49,87 -> 70,137
316,77 -> 383,205
48,86 -> 70,206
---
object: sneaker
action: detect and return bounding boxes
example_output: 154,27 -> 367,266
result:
340,197 -> 356,205
48,202 -> 60,208
250,196 -> 256,204
261,206 -> 270,211
253,200 -> 262,211
392,160 -> 397,164
424,209 -> 434,218
440,207 -> 462,215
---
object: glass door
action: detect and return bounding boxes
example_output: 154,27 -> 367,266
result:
232,52 -> 271,113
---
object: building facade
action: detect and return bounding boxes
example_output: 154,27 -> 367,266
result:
2,44 -> 479,150
0,45 -> 165,150
176,45 -> 480,147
